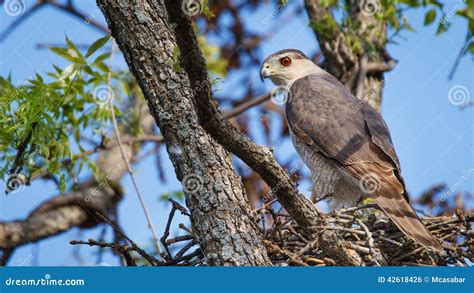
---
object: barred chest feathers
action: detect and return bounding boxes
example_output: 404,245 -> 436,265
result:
288,128 -> 363,211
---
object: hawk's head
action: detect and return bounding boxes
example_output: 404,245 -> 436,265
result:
260,49 -> 322,86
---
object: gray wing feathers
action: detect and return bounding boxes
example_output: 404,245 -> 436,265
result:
363,104 -> 401,170
287,74 -> 382,165
286,74 -> 442,251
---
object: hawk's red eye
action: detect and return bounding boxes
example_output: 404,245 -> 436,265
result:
280,57 -> 292,66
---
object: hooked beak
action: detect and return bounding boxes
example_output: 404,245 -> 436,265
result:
260,63 -> 272,82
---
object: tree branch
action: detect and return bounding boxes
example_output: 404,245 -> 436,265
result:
97,0 -> 271,266
165,0 -> 362,265
0,87 -> 157,263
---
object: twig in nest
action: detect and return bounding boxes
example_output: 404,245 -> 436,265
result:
356,218 -> 385,266
263,202 -> 473,266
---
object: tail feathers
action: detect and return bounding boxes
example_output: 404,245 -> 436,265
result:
374,194 -> 443,252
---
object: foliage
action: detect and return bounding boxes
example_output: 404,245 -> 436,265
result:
393,0 -> 474,51
0,35 -> 125,192
198,35 -> 228,77
311,0 -> 473,57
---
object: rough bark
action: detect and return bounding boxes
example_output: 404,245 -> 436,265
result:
0,183 -> 119,249
165,0 -> 362,265
97,0 -> 270,266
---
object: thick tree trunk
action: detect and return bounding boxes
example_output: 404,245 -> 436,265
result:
97,0 -> 270,266
164,0 -> 362,266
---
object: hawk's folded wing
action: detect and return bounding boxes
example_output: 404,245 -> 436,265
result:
286,74 -> 442,251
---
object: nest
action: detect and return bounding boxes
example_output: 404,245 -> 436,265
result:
260,204 -> 474,266
155,200 -> 473,266
72,200 -> 473,266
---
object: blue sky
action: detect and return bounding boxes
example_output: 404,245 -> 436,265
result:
0,1 -> 472,266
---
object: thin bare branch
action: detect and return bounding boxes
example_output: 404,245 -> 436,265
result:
106,40 -> 163,255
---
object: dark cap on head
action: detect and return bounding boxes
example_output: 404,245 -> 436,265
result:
263,49 -> 310,64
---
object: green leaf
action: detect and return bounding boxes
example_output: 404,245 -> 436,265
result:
424,9 -> 436,25
88,160 -> 99,180
86,35 -> 111,58
58,174 -> 66,193
321,0 -> 337,8
93,52 -> 111,64
202,0 -> 215,18
466,41 -> 474,53
65,36 -> 83,60
59,64 -> 76,81
428,0 -> 443,9
93,61 -> 110,73
398,0 -> 419,7
35,72 -> 44,83
50,47 -> 79,62
468,0 -> 474,15
436,20 -> 449,35
402,18 -> 415,32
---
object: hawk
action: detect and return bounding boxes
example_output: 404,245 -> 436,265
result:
260,49 -> 442,251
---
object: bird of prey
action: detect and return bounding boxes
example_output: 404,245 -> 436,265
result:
260,49 -> 442,251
